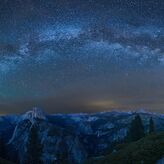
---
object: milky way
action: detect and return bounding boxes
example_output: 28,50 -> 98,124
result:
0,0 -> 164,114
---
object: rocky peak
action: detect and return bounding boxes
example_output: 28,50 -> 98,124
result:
21,107 -> 47,123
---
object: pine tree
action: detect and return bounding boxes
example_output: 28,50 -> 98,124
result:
148,117 -> 155,134
25,125 -> 43,164
128,114 -> 145,142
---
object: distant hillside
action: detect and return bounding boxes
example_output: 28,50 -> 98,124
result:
87,132 -> 164,164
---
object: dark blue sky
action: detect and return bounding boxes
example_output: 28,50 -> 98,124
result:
0,0 -> 164,114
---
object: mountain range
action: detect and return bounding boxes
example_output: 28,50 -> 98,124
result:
0,107 -> 163,164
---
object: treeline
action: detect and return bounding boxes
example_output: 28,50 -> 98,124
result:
106,115 -> 156,154
127,115 -> 155,142
87,116 -> 163,164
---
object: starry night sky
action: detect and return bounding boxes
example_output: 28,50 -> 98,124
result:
0,0 -> 164,114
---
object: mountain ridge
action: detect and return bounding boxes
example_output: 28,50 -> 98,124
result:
0,108 -> 163,164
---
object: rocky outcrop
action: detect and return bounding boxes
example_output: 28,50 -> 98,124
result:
21,107 -> 47,123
